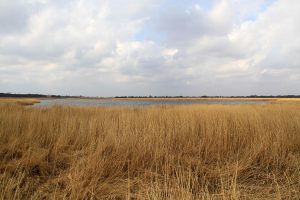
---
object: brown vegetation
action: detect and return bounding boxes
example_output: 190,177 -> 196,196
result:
0,98 -> 40,105
0,103 -> 299,199
113,97 -> 300,102
113,97 -> 277,101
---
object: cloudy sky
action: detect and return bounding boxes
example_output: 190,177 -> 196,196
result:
0,0 -> 299,96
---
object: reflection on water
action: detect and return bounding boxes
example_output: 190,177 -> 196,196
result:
34,98 -> 269,107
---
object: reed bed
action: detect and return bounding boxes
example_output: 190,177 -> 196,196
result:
0,103 -> 299,199
0,98 -> 40,105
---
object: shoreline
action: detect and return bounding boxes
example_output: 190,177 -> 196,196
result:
1,97 -> 299,107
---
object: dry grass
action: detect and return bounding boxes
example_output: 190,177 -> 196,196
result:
113,98 -> 278,101
114,97 -> 300,102
0,98 -> 40,105
276,98 -> 300,102
0,103 -> 299,199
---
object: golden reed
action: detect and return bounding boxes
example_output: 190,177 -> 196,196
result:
0,103 -> 299,199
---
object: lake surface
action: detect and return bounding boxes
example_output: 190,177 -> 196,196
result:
34,98 -> 269,107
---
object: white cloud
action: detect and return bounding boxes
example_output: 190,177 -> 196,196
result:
162,48 -> 178,58
0,0 -> 299,96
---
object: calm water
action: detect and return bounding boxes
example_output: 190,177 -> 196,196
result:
34,98 -> 269,107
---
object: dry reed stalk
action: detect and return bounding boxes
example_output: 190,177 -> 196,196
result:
0,103 -> 299,199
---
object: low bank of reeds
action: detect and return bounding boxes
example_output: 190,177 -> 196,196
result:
0,103 -> 299,199
0,98 -> 40,105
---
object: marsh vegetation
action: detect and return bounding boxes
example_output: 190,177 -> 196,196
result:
0,103 -> 299,199
0,98 -> 40,106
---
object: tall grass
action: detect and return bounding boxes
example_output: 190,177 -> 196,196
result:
0,98 -> 40,105
0,103 -> 299,199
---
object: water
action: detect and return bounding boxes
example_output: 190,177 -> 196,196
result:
34,98 -> 269,107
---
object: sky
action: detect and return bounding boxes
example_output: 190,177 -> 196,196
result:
0,0 -> 299,96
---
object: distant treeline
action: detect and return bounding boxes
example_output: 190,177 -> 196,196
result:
1,93 -> 299,99
0,93 -> 80,98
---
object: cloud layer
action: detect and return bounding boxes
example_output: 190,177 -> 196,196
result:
0,0 -> 299,96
